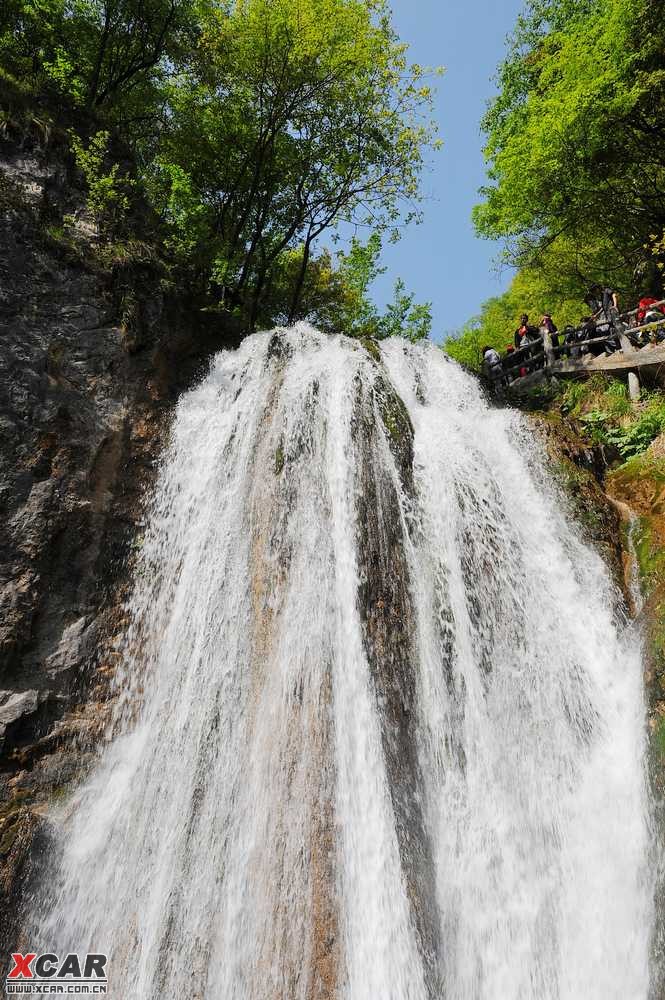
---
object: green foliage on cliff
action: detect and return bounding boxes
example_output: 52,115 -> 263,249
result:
445,261 -> 583,368
0,0 -> 438,335
69,130 -> 135,229
555,375 -> 665,460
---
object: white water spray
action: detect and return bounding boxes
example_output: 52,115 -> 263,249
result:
31,327 -> 654,999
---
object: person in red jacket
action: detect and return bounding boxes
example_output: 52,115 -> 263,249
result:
636,295 -> 664,325
514,314 -> 531,350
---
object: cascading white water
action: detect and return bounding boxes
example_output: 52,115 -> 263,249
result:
31,326 -> 655,999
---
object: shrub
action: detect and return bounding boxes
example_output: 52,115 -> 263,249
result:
606,401 -> 665,459
70,130 -> 134,234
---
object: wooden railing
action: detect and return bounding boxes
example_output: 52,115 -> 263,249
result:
487,300 -> 665,389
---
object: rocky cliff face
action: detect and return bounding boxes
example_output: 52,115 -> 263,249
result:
0,125 -> 237,957
606,444 -> 665,752
528,413 -> 627,592
527,408 -> 665,723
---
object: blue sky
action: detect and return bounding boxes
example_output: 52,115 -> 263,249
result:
371,0 -> 525,341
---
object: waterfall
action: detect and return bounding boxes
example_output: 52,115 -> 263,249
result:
30,326 -> 655,999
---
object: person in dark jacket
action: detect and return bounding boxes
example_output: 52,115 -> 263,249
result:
578,315 -> 606,356
585,284 -> 619,322
585,284 -> 621,353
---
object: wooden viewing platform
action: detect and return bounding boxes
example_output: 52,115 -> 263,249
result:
489,305 -> 665,397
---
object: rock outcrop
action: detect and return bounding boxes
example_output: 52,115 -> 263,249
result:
528,412 -> 627,596
0,122 -> 238,960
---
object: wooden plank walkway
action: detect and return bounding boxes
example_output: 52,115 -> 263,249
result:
491,310 -> 665,394
552,343 -> 665,377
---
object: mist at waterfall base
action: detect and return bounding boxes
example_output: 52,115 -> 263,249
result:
30,327 -> 655,999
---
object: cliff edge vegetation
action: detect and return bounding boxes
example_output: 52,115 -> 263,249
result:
0,0 -> 439,338
446,0 -> 665,368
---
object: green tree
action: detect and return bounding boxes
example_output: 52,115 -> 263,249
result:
144,0 -> 440,324
474,0 -> 665,298
260,233 -> 432,340
0,0 -> 199,114
379,279 -> 432,342
2,0 -> 440,335
334,233 -> 386,336
330,233 -> 431,340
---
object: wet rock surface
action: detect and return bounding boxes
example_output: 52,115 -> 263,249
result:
528,413 -> 627,596
0,129 -> 238,960
353,371 -> 441,994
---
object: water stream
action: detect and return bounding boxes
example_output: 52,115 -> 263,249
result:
30,327 -> 655,998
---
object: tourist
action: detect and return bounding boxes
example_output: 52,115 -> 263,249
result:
562,324 -> 578,358
584,284 -> 621,354
482,345 -> 502,378
503,344 -> 521,382
514,314 -> 530,350
635,295 -> 663,325
578,315 -> 607,356
584,284 -> 619,322
630,296 -> 660,346
540,312 -> 560,349
482,345 -> 504,396
514,314 -> 543,370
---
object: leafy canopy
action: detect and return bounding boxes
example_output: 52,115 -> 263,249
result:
474,0 -> 665,293
1,0 -> 441,336
450,0 -> 665,369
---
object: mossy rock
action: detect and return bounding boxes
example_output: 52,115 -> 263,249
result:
551,456 -> 608,537
529,414 -> 625,597
607,453 -> 665,717
267,330 -> 293,363
374,376 -> 414,495
608,455 -> 665,603
360,337 -> 382,364
632,518 -> 665,596
609,453 -> 665,496
375,377 -> 412,443
48,784 -> 70,803
274,439 -> 285,476
42,222 -> 87,267
0,818 -> 19,856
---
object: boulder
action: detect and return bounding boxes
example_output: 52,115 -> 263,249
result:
0,690 -> 41,750
45,616 -> 97,679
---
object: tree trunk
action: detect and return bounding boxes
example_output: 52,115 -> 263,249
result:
288,235 -> 313,325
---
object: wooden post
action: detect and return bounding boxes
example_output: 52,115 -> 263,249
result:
619,329 -> 636,354
613,313 -> 635,354
541,325 -> 555,368
628,371 -> 641,401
